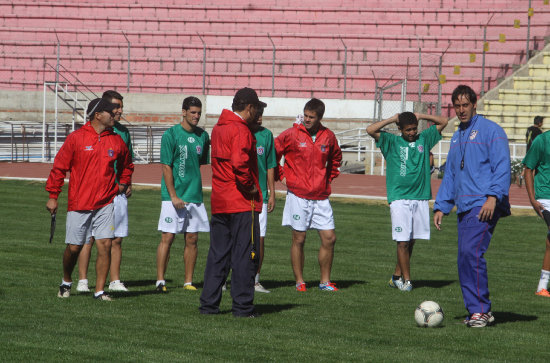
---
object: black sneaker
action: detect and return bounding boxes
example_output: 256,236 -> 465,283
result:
93,292 -> 112,301
57,284 -> 71,298
156,283 -> 167,293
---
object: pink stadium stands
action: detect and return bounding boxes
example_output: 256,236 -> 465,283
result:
0,0 -> 548,113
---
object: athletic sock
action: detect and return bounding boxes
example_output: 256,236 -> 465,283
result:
94,290 -> 104,298
255,273 -> 260,284
79,279 -> 88,285
537,270 -> 550,292
110,280 -> 120,285
184,282 -> 192,286
392,275 -> 401,281
156,280 -> 166,287
61,279 -> 72,287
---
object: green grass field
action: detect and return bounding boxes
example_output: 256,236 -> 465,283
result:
1,179 -> 549,362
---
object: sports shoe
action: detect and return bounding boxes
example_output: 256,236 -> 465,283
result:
254,283 -> 270,293
76,280 -> 90,292
467,312 -> 495,328
183,284 -> 197,291
222,283 -> 227,291
296,282 -> 307,292
399,280 -> 413,292
57,284 -> 71,298
389,276 -> 403,289
109,280 -> 128,292
156,283 -> 167,293
94,292 -> 112,301
319,281 -> 339,291
535,289 -> 550,297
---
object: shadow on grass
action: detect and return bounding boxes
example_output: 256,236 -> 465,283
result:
249,279 -> 366,290
413,279 -> 455,288
451,312 -> 538,324
124,279 -> 173,288
256,303 -> 300,315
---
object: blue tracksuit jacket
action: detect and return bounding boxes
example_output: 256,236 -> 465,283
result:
434,114 -> 511,215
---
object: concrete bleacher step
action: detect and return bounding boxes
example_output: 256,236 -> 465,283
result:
529,64 -> 550,77
498,89 -> 550,101
513,76 -> 550,90
483,100 -> 550,113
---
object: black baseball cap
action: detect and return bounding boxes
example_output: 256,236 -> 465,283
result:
233,87 -> 267,108
86,98 -> 117,119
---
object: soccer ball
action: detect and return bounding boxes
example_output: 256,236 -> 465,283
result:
414,301 -> 444,328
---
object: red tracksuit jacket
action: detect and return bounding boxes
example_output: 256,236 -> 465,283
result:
275,122 -> 342,200
46,122 -> 134,211
210,109 -> 262,214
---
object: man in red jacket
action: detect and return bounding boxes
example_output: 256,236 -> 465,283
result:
199,88 -> 265,317
275,98 -> 342,292
46,98 -> 134,301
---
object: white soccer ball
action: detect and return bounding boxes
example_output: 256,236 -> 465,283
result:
415,301 -> 444,328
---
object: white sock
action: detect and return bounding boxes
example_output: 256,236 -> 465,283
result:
255,273 -> 260,284
184,282 -> 192,286
61,279 -> 72,287
537,270 -> 550,292
110,280 -> 120,285
94,290 -> 104,297
156,280 -> 165,287
79,279 -> 88,285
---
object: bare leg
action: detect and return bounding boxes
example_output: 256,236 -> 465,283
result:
157,232 -> 175,281
318,229 -> 336,283
63,244 -> 83,282
77,238 -> 94,280
184,232 -> 198,284
109,237 -> 123,282
396,240 -> 415,281
291,230 -> 307,284
542,235 -> 550,271
94,238 -> 112,293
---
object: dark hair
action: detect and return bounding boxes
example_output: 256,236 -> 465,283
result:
102,90 -> 123,102
304,98 -> 325,120
451,85 -> 477,105
534,116 -> 544,125
182,96 -> 202,110
397,112 -> 418,129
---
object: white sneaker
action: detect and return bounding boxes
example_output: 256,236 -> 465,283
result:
254,283 -> 271,293
222,283 -> 227,291
76,280 -> 89,292
109,281 -> 129,292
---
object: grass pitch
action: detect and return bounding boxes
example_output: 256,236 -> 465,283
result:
0,179 -> 548,362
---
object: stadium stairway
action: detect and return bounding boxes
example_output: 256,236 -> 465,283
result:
443,43 -> 550,143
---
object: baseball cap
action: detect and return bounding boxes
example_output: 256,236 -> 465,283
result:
86,98 -> 117,119
233,87 -> 267,108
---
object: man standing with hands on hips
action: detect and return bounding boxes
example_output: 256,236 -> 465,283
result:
433,85 -> 510,328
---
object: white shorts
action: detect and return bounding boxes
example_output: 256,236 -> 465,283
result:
259,203 -> 268,237
113,194 -> 128,238
389,199 -> 430,242
65,203 -> 115,245
282,191 -> 334,231
538,199 -> 550,212
158,201 -> 210,234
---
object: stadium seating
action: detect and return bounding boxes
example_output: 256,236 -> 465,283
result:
0,0 -> 549,118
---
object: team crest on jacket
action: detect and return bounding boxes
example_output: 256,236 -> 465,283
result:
108,148 -> 114,157
196,145 -> 202,154
188,137 -> 195,143
469,130 -> 478,140
320,145 -> 327,152
299,142 -> 307,148
417,145 -> 424,153
257,146 -> 265,155
84,145 -> 93,151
